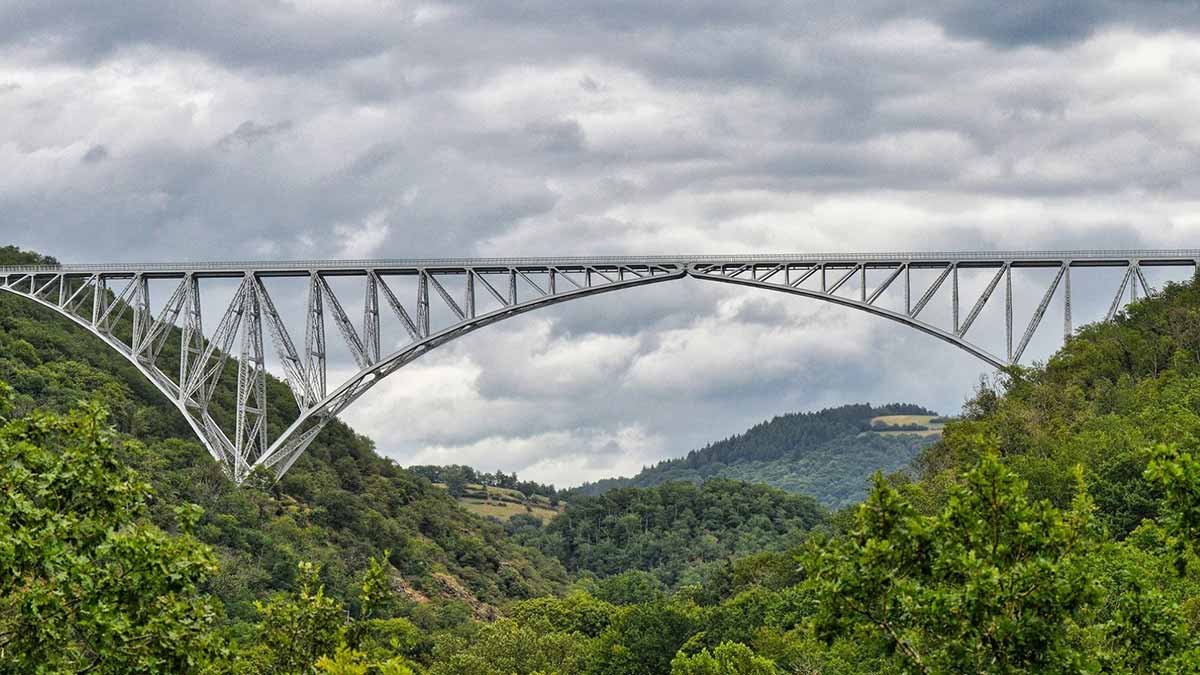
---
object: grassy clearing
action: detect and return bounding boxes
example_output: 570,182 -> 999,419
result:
864,415 -> 945,438
432,482 -> 564,522
459,499 -> 560,522
871,415 -> 942,428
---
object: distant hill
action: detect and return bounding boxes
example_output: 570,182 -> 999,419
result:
570,403 -> 943,508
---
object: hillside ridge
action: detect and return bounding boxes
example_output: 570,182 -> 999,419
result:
570,402 -> 942,508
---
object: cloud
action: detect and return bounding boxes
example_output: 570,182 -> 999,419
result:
2,2 -> 1199,486
217,120 -> 293,149
335,211 -> 391,258
81,144 -> 108,163
925,0 -> 1200,48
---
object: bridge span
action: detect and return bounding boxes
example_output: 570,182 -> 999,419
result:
1,250 -> 1193,483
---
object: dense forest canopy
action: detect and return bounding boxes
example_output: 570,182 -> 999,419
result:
514,479 -> 825,588
5,242 -> 1200,672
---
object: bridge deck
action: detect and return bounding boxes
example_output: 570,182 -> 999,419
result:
1,249 -> 1199,276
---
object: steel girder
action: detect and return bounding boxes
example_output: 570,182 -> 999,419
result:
0,250 -> 1194,483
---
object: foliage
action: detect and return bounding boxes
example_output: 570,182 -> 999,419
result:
521,479 -> 826,587
426,619 -> 591,675
809,456 -> 1106,673
591,570 -> 668,605
254,561 -> 346,673
314,646 -> 416,675
0,387 -> 224,673
508,591 -> 618,637
670,642 -> 780,675
590,600 -> 701,675
1145,442 -> 1200,574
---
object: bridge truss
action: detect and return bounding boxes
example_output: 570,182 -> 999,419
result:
0,250 -> 1194,483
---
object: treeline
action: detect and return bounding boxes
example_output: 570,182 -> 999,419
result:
407,464 -> 559,502
868,420 -> 928,431
514,479 -> 826,587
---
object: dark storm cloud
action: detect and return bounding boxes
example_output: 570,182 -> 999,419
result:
0,1 -> 408,71
6,1 -> 1195,81
927,0 -> 1200,47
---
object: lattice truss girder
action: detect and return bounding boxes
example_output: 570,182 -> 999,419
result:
0,262 -> 682,483
0,252 -> 1193,482
689,257 -> 1166,367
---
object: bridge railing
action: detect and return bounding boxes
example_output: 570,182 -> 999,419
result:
2,249 -> 1200,274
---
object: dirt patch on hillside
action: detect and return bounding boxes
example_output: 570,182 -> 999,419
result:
431,572 -> 500,620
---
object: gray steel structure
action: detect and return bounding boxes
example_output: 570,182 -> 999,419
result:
0,250 -> 1193,483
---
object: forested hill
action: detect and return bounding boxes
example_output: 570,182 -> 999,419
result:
0,245 -> 567,624
571,402 -> 941,508
511,478 -> 825,589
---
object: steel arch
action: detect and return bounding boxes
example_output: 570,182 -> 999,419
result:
1,249 -> 1192,483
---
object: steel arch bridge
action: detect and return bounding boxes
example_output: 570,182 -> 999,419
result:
1,250 -> 1193,483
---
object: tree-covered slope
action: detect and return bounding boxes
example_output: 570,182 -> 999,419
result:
514,478 -> 826,588
919,269 -> 1200,537
0,245 -> 566,626
776,271 -> 1200,672
571,402 -> 940,508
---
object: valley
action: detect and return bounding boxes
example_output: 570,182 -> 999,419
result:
5,243 -> 1200,672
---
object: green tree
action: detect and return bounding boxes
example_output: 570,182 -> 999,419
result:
255,561 -> 345,673
348,550 -> 431,665
594,570 -> 668,605
809,455 -> 1103,673
1145,442 -> 1200,574
509,591 -> 618,637
591,601 -> 700,675
670,642 -> 780,675
0,383 -> 224,673
314,646 -> 416,675
427,619 -> 591,675
358,549 -> 396,622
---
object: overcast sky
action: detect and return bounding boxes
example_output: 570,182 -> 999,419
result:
3,1 -> 1200,486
